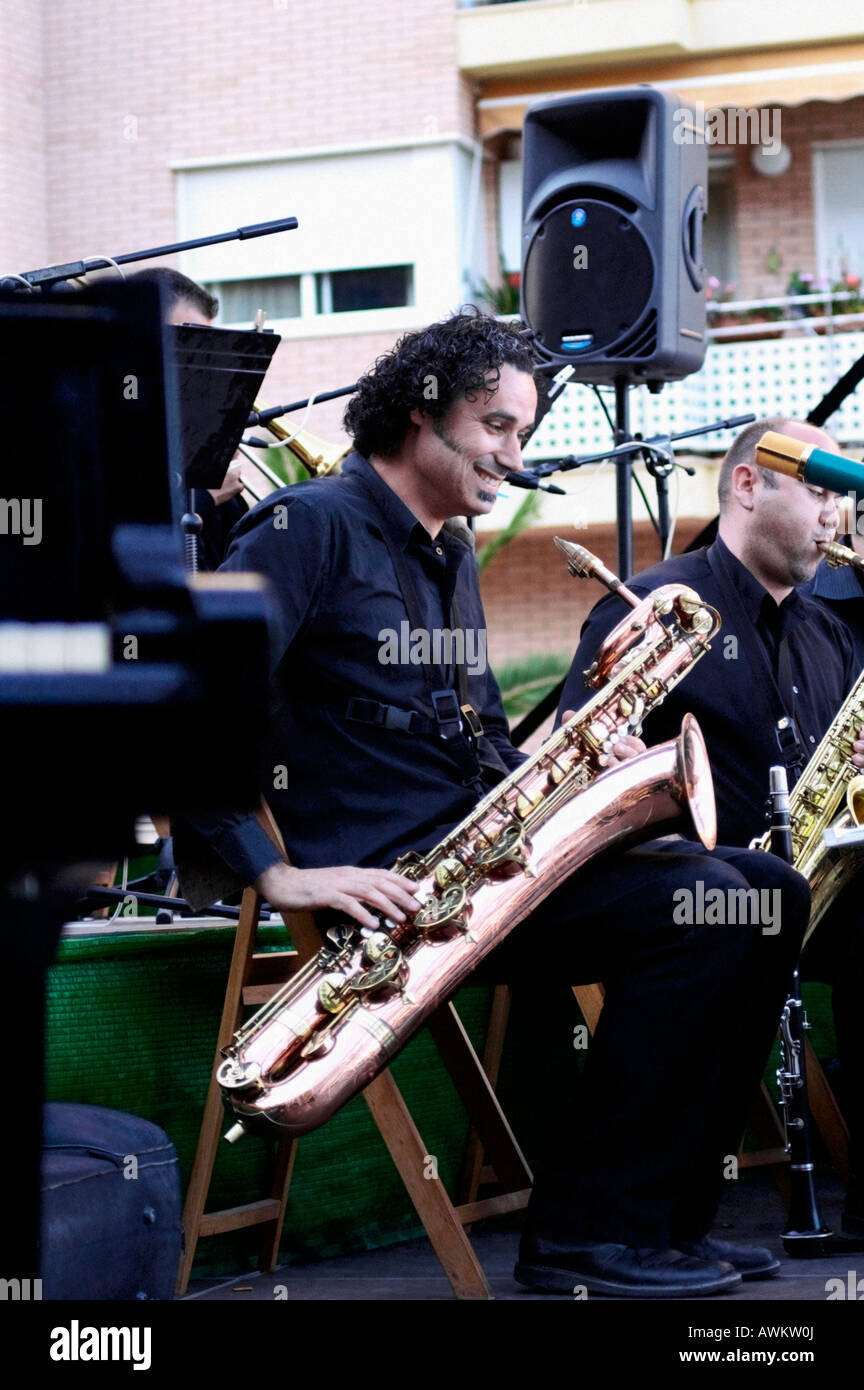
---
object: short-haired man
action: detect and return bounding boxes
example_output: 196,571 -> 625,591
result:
560,416 -> 864,1236
191,317 -> 808,1296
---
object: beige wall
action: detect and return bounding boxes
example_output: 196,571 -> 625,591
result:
730,96 -> 864,298
0,0 -> 47,270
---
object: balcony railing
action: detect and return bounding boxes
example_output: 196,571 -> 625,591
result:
524,296 -> 864,468
707,290 -> 864,342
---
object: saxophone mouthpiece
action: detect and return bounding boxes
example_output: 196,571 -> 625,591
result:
818,539 -> 864,573
554,536 -> 594,576
554,538 -> 640,609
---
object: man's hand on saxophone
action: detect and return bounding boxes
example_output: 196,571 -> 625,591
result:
851,725 -> 864,768
253,862 -> 421,929
559,714 -> 647,762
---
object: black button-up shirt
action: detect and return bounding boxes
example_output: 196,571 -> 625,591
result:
558,536 -> 857,848
186,453 -> 524,880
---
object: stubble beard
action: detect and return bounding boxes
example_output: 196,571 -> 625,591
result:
430,416 -> 497,506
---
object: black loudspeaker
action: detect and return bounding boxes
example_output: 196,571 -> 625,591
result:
521,87 -> 707,386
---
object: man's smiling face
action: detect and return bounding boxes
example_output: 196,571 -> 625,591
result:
409,363 -> 538,522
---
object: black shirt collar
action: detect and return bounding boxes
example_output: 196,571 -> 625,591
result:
711,534 -> 808,632
341,451 -> 466,558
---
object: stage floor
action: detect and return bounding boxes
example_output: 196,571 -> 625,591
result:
183,1172 -> 861,1302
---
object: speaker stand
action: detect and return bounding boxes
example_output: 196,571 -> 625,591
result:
613,380 -> 634,579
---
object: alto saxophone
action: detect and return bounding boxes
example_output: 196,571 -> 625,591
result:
217,541 -> 721,1139
752,539 -> 864,949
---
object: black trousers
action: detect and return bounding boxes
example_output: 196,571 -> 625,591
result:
475,840 -> 809,1249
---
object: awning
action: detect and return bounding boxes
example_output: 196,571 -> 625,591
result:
478,44 -> 864,138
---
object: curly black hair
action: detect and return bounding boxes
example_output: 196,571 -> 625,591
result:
343,306 -> 538,458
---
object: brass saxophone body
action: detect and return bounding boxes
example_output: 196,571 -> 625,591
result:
751,539 -> 864,948
217,544 -> 721,1139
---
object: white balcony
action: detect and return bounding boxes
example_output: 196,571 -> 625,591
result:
457,0 -> 864,83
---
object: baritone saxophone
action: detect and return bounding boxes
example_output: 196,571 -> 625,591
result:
217,540 -> 721,1139
752,539 -> 864,948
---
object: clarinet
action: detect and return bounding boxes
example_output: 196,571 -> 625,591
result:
768,765 -> 833,1255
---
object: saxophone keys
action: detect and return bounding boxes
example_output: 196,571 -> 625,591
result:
350,950 -> 404,994
473,820 -> 533,876
216,1057 -> 262,1093
547,756 -> 567,786
318,972 -> 351,1014
435,856 -> 466,888
414,883 -> 469,932
362,930 -> 396,965
301,1027 -> 338,1059
516,790 -> 542,820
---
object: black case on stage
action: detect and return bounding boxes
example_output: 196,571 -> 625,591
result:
40,1103 -> 182,1300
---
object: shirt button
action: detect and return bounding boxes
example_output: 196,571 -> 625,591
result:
809,735 -> 816,743
435,545 -> 443,555
792,685 -> 799,694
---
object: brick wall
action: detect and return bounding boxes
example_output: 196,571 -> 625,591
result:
478,518 -> 709,672
38,0 -> 471,265
728,96 -> 864,300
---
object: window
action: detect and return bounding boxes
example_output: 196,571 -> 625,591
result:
814,142 -> 864,282
316,265 -> 414,314
703,157 -> 737,289
207,276 -> 301,324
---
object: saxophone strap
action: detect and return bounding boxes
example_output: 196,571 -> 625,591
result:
338,469 -> 486,759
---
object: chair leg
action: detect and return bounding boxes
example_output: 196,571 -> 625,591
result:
362,1069 -> 493,1300
805,1037 -> 852,1180
427,1002 -> 531,1194
258,1138 -> 299,1272
176,889 -> 262,1295
176,1073 -> 234,1295
459,985 -> 513,1205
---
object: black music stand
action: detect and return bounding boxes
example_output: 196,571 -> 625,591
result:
170,324 -> 280,569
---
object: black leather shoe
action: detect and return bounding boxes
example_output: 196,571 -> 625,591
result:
676,1235 -> 780,1279
514,1238 -> 742,1298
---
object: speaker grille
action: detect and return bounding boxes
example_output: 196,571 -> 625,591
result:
604,310 -> 658,360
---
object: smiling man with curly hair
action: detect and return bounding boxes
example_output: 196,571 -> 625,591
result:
185,306 -> 809,1299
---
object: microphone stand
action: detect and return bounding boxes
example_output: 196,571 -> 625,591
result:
0,218 -> 299,292
511,410 -> 757,576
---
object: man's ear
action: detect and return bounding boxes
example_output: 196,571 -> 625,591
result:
731,461 -> 759,511
408,406 -> 427,430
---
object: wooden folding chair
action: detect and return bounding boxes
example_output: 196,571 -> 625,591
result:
177,815 -> 533,1299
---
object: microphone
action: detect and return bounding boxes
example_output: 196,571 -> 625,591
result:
756,431 -> 864,495
504,471 -> 566,495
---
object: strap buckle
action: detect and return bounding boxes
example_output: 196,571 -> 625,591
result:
346,697 -> 415,732
460,704 -> 484,740
431,689 -> 462,740
775,716 -> 805,775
